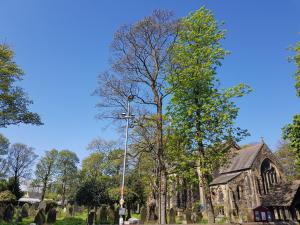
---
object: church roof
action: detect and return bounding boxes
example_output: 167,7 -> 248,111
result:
220,143 -> 263,174
210,172 -> 242,186
262,180 -> 300,207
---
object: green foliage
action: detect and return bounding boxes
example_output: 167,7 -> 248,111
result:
81,152 -> 105,179
57,150 -> 79,204
289,40 -> 300,96
168,7 -> 251,173
0,190 -> 16,202
0,134 -> 9,178
35,149 -> 59,200
283,115 -> 300,166
7,177 -> 23,200
0,44 -> 42,127
75,179 -> 110,208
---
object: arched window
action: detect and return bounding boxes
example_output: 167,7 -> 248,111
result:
260,159 -> 279,194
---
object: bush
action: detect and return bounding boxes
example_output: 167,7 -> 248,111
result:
0,191 -> 16,203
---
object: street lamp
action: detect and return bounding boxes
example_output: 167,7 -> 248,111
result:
119,95 -> 135,225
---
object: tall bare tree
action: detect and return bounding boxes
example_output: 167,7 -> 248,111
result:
95,10 -> 177,224
7,143 -> 38,182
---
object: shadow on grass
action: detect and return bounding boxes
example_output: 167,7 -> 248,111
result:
54,217 -> 86,225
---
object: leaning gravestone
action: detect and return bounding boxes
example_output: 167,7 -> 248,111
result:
34,209 -> 46,225
169,208 -> 176,224
140,206 -> 147,223
87,211 -> 95,225
47,208 -> 57,224
3,204 -> 14,222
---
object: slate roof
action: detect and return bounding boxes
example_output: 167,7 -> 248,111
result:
220,143 -> 263,174
262,180 -> 300,207
210,172 -> 242,186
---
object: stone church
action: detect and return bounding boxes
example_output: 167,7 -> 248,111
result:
208,142 -> 300,222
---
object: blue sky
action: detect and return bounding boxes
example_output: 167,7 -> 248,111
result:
0,0 -> 300,160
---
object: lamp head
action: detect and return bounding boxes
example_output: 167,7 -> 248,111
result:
128,95 -> 134,102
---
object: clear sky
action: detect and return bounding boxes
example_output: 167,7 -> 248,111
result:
0,0 -> 300,160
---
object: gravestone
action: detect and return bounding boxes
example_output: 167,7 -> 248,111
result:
47,208 -> 57,224
34,209 -> 46,225
99,205 -> 108,223
107,206 -> 115,224
21,203 -> 29,218
87,211 -> 95,225
16,207 -> 23,222
140,206 -> 147,223
169,208 -> 176,224
114,206 -> 119,224
184,209 -> 192,224
67,204 -> 74,217
3,204 -> 14,222
147,199 -> 157,222
38,201 -> 46,210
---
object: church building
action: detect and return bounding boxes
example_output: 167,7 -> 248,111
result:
209,142 -> 300,222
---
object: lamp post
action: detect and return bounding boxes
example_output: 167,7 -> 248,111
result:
119,95 -> 135,225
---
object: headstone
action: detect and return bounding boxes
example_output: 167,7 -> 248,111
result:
169,208 -> 176,224
47,208 -> 57,224
87,211 -> 95,225
114,206 -> 120,225
21,203 -> 29,218
38,201 -> 46,210
34,209 -> 46,225
99,205 -> 108,223
184,209 -> 192,224
147,199 -> 157,222
16,207 -> 23,222
107,206 -> 115,224
66,204 -> 73,217
140,206 -> 147,223
3,204 -> 14,222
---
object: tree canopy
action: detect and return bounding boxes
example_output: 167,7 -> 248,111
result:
0,44 -> 42,127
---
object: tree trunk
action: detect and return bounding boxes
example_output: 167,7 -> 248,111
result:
62,182 -> 66,206
155,96 -> 167,224
201,172 -> 215,223
41,180 -> 47,201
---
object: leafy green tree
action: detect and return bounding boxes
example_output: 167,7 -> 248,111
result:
76,178 -> 110,209
275,141 -> 300,180
289,40 -> 300,96
167,8 -> 250,222
81,152 -> 105,180
7,143 -> 38,182
0,134 -> 9,177
283,39 -> 300,166
35,149 -> 59,200
57,150 -> 79,205
283,115 -> 300,166
0,44 -> 42,127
